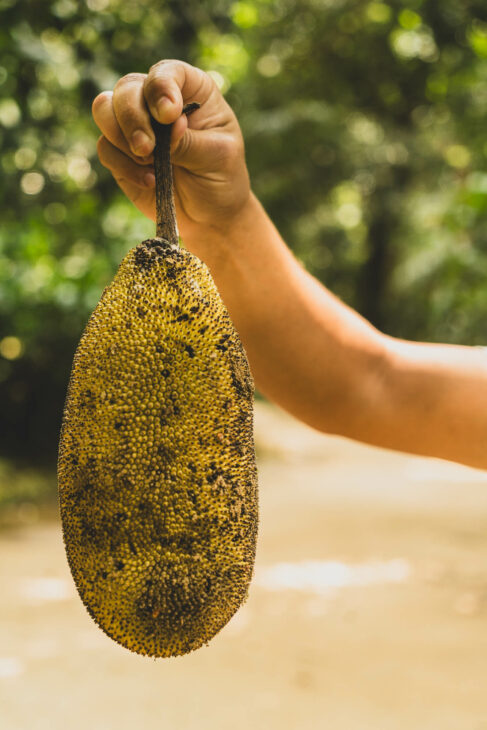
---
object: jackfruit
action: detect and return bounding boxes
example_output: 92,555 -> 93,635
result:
57,103 -> 258,658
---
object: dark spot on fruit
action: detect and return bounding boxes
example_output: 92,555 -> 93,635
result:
120,475 -> 133,490
206,468 -> 222,485
135,242 -> 157,270
157,443 -> 174,460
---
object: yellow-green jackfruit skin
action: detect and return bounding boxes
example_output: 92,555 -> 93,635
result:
57,238 -> 258,658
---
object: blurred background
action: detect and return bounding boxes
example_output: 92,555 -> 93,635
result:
1,0 -> 487,727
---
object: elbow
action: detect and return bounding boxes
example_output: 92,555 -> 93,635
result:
318,334 -> 393,443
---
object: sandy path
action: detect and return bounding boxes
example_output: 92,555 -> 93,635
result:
1,402 -> 487,729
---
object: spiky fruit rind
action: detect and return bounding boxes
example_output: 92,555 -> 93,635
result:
57,239 -> 258,658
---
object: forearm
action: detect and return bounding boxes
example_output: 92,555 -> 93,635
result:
377,337 -> 487,469
182,192 -> 388,436
184,192 -> 487,471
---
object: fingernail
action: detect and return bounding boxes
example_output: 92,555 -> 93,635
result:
131,129 -> 152,156
157,96 -> 173,122
143,172 -> 155,188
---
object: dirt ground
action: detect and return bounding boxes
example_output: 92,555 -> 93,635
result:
1,401 -> 487,730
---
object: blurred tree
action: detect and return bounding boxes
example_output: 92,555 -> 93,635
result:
0,0 -> 486,466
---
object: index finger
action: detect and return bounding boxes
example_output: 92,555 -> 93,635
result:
143,59 -> 215,126
93,87 -> 154,163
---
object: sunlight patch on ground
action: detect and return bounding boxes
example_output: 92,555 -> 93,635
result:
24,638 -> 60,660
404,459 -> 487,483
0,657 -> 24,679
18,577 -> 74,604
255,559 -> 411,595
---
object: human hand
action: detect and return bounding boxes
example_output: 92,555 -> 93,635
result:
92,59 -> 251,244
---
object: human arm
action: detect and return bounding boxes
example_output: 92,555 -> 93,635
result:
92,60 -> 487,470
184,189 -> 487,471
198,193 -> 487,470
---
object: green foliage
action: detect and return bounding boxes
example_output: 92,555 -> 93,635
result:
1,0 -> 487,466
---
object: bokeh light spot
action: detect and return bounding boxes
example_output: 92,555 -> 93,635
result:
0,337 -> 23,361
20,172 -> 45,195
444,145 -> 471,169
44,202 -> 67,224
366,2 -> 392,24
14,147 -> 37,170
256,55 -> 282,78
231,1 -> 259,29
0,98 -> 21,127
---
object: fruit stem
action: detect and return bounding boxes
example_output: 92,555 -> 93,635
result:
149,102 -> 200,246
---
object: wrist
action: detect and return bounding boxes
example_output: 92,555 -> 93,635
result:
179,190 -> 261,267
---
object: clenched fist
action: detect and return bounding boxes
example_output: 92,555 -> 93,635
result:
92,59 -> 251,249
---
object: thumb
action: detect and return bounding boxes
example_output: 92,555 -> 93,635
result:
170,126 -> 230,176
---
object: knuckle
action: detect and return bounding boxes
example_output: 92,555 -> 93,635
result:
91,91 -> 110,116
190,70 -> 210,101
149,58 -> 178,74
203,69 -> 217,91
114,72 -> 146,91
149,59 -> 167,74
146,59 -> 188,95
